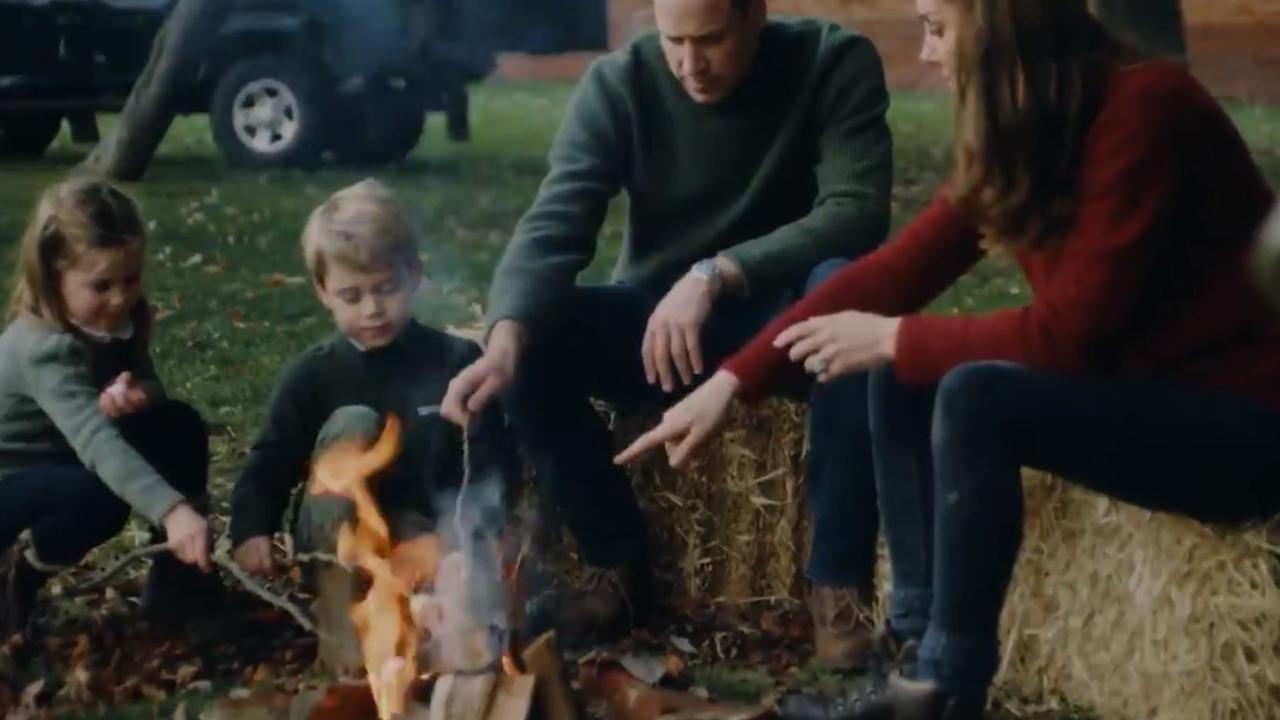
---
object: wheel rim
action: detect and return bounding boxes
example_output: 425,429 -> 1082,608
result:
230,78 -> 302,155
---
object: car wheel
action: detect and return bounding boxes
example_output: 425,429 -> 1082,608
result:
331,96 -> 424,166
210,56 -> 327,168
0,113 -> 62,158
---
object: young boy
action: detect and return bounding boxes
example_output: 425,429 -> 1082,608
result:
228,179 -> 517,672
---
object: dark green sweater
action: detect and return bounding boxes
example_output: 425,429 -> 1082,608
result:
486,17 -> 893,331
0,315 -> 182,524
228,321 -> 517,545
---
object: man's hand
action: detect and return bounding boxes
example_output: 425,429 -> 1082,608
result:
232,536 -> 276,576
442,320 -> 527,427
643,274 -> 718,392
98,372 -> 149,418
614,370 -> 740,469
162,502 -> 211,572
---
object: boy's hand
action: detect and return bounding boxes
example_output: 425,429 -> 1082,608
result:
442,320 -> 526,427
162,502 -> 211,571
99,372 -> 149,418
233,536 -> 276,576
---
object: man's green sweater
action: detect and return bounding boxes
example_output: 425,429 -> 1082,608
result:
486,17 -> 893,331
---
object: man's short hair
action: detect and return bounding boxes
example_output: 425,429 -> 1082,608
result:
301,178 -> 422,285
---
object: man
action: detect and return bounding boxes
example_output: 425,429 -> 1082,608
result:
443,0 -> 892,664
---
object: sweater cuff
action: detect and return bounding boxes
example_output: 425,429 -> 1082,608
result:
722,345 -> 789,402
137,485 -> 187,528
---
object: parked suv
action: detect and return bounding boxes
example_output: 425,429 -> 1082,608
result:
0,0 -> 513,166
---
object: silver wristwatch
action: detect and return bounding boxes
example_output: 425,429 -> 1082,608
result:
689,258 -> 723,295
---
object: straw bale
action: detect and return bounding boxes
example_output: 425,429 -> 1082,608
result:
613,400 -> 1280,720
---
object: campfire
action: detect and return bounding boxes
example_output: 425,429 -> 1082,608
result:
301,415 -> 575,720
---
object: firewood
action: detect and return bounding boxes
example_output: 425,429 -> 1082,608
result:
520,633 -> 577,720
429,673 -> 498,720
485,674 -> 536,720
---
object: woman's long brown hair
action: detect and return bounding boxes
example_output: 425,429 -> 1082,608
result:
949,0 -> 1122,248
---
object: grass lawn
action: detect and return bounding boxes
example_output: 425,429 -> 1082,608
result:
1,81 -> 1278,719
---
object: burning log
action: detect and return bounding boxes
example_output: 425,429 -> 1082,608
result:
301,413 -> 535,720
260,632 -> 572,720
428,674 -> 498,720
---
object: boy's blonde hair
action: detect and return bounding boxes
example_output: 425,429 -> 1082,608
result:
7,177 -> 152,343
302,179 -> 422,286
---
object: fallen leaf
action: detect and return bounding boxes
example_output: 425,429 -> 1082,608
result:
173,662 -> 201,687
664,654 -> 687,679
250,663 -> 274,684
618,654 -> 669,686
267,273 -> 306,288
669,636 -> 697,654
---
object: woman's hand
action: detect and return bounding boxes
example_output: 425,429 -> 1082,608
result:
774,311 -> 901,382
162,502 -> 211,571
98,372 -> 150,418
232,536 -> 276,576
614,370 -> 740,469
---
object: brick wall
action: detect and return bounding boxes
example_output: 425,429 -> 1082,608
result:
497,0 -> 1280,101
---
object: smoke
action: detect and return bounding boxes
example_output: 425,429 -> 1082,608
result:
411,471 -> 513,672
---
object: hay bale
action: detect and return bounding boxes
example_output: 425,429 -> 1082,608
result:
617,400 -> 812,603
615,400 -> 1280,720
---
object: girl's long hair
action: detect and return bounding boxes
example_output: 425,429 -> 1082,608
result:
7,177 -> 152,344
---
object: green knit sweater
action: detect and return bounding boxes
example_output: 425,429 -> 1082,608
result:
0,315 -> 183,524
486,17 -> 893,331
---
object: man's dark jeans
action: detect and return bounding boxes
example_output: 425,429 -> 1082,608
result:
870,360 -> 1280,695
0,400 -> 209,568
504,260 -> 879,590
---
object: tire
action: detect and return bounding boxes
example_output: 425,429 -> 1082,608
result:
0,113 -> 62,158
210,56 -> 328,168
331,94 -> 424,166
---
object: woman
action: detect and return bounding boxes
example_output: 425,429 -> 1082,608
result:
616,0 -> 1280,717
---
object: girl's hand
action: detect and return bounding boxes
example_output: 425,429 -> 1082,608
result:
774,312 -> 901,382
98,372 -> 150,418
162,502 -> 210,571
614,370 -> 740,469
232,536 -> 276,576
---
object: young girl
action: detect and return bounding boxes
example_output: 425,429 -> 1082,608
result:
618,0 -> 1280,717
0,178 -> 215,641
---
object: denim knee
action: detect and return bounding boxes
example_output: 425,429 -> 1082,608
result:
931,362 -> 1025,444
315,405 -> 382,454
804,258 -> 850,294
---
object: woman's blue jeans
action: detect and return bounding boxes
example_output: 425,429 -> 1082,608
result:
870,361 -> 1280,694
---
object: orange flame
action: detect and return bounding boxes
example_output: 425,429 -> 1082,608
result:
309,415 -> 438,720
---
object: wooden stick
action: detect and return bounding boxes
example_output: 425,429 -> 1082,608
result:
66,541 -> 323,636
67,542 -> 168,593
210,552 -> 318,634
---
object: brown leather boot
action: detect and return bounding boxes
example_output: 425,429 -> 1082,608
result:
808,583 -> 877,671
